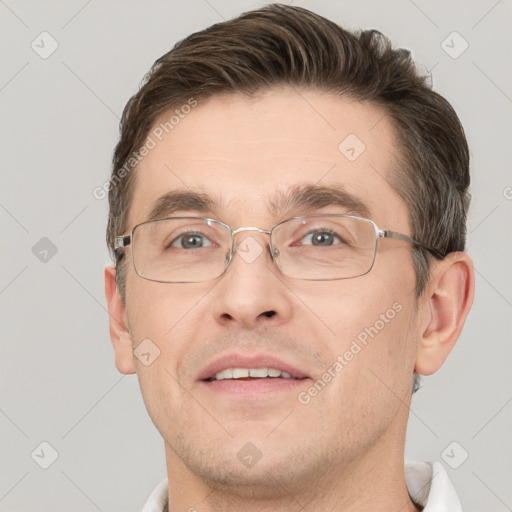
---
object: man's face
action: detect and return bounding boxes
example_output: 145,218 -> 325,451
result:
120,88 -> 423,489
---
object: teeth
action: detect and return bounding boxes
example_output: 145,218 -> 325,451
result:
249,368 -> 268,378
232,368 -> 249,378
215,368 -> 233,380
213,368 -> 295,381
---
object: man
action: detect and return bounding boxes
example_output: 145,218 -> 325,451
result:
104,4 -> 474,511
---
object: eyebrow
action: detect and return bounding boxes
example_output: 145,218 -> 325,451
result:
269,184 -> 371,219
145,183 -> 371,223
147,189 -> 216,221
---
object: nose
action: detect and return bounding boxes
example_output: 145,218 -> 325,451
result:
211,232 -> 293,329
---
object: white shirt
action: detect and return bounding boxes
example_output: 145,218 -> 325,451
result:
141,461 -> 461,512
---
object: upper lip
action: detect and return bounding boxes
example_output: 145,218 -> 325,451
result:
196,352 -> 312,381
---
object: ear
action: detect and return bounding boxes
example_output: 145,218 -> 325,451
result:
104,264 -> 135,375
414,252 -> 475,376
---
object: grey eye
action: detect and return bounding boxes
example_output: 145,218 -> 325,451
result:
301,230 -> 341,246
171,233 -> 212,249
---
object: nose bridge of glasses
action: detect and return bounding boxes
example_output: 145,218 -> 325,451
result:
230,226 -> 275,259
231,226 -> 272,237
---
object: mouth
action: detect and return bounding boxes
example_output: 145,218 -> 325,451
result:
204,366 -> 303,381
197,354 -> 311,397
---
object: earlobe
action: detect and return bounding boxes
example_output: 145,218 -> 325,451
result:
104,264 -> 136,375
414,252 -> 475,376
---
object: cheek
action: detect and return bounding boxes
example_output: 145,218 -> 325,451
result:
124,274 -> 221,386
291,268 -> 409,341
124,278 -> 212,434
295,263 -> 417,395
125,271 -> 210,342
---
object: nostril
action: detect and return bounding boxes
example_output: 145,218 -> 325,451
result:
262,310 -> 276,318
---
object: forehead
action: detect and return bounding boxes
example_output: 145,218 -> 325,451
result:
128,88 -> 410,230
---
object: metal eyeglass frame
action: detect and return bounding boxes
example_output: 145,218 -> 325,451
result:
114,214 -> 446,283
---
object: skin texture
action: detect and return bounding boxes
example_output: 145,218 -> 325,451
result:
105,87 -> 474,511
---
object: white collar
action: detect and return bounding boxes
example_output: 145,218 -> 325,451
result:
406,461 -> 462,511
142,461 -> 461,512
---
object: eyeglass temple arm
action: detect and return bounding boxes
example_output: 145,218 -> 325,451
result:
379,230 -> 445,259
114,235 -> 131,252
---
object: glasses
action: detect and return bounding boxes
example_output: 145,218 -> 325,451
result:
114,215 -> 444,283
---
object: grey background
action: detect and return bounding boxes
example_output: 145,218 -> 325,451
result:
1,1 -> 511,511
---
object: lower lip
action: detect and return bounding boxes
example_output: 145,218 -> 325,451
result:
200,377 -> 308,397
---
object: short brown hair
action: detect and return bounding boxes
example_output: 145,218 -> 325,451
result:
107,3 -> 470,303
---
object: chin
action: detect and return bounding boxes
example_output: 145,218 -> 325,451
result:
189,457 -> 304,497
